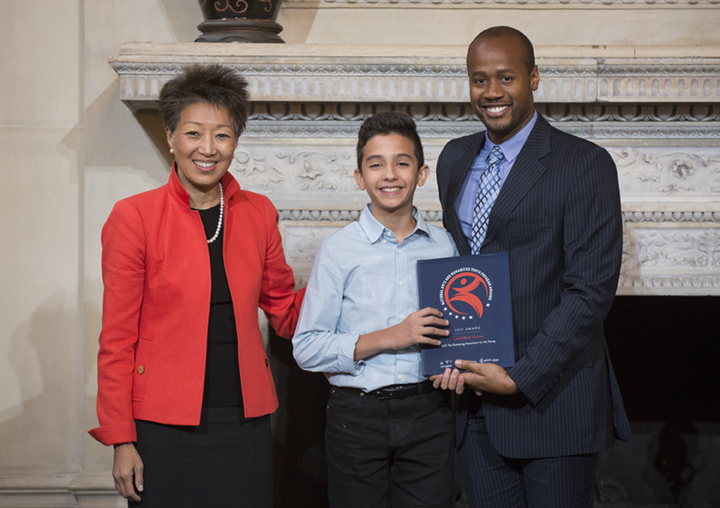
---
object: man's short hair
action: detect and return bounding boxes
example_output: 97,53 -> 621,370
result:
356,111 -> 424,172
468,26 -> 535,74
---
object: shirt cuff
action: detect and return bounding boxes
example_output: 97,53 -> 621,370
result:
336,334 -> 365,375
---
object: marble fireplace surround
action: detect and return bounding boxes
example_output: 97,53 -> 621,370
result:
111,43 -> 720,296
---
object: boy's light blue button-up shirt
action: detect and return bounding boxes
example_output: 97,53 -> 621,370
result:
292,205 -> 458,392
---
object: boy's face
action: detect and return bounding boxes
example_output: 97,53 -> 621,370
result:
354,133 -> 429,221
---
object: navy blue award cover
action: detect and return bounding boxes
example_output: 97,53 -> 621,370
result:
417,252 -> 516,377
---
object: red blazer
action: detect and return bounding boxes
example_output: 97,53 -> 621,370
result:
89,168 -> 304,446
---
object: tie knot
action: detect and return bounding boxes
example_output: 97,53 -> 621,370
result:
487,145 -> 504,166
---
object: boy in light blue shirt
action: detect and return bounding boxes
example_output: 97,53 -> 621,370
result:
293,112 -> 458,508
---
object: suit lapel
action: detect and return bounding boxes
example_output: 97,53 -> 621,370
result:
483,115 -> 553,247
445,133 -> 485,255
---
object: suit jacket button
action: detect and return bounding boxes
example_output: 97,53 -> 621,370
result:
137,366 -> 145,375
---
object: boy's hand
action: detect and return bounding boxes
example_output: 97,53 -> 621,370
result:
432,367 -> 471,395
391,307 -> 449,349
354,307 -> 449,361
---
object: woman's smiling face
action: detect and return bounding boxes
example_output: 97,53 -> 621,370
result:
166,102 -> 238,201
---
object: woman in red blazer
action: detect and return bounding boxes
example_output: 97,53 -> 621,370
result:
89,64 -> 304,506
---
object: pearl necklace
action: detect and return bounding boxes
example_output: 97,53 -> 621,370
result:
207,182 -> 224,244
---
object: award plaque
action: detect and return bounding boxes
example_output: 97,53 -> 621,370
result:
417,251 -> 516,377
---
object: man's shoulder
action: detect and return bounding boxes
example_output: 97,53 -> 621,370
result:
442,132 -> 482,154
543,118 -> 605,155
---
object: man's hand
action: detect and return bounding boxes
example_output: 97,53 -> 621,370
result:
454,360 -> 519,395
113,442 -> 144,503
354,307 -> 449,361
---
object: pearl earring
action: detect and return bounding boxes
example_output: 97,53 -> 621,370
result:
170,148 -> 174,154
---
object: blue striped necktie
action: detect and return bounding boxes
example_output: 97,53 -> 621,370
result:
471,145 -> 505,254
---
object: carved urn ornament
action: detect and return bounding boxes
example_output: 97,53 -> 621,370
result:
196,0 -> 284,43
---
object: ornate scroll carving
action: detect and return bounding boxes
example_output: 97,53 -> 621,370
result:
232,148 -> 358,193
608,148 -> 720,198
210,0 -> 249,15
619,226 -> 720,294
242,120 -> 720,140
232,144 -> 440,200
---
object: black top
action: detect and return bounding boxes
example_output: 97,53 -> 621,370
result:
196,203 -> 243,407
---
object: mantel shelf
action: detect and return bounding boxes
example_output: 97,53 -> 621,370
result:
110,43 -> 720,111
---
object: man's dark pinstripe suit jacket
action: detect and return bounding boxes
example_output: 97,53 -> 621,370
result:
437,114 -> 633,459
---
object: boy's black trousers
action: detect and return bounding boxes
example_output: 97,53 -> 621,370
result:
325,383 -> 455,508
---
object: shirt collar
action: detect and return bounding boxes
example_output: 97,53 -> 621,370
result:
358,204 -> 432,244
483,110 -> 538,163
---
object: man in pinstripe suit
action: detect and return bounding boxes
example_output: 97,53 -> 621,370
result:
433,26 -> 632,507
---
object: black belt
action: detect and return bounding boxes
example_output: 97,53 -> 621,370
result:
335,381 -> 434,400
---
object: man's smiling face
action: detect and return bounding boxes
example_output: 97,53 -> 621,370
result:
467,34 -> 539,145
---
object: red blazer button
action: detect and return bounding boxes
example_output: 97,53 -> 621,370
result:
137,366 -> 145,375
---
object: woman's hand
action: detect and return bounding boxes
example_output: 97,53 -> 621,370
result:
113,442 -> 144,502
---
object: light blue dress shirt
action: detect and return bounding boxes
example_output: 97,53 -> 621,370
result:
292,205 -> 458,392
455,111 -> 538,241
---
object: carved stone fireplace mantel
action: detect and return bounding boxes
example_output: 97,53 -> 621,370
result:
110,43 -> 720,296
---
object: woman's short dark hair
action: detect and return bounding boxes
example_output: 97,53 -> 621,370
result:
356,112 -> 424,172
159,64 -> 249,138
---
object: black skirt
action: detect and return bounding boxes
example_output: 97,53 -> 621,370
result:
133,407 -> 271,507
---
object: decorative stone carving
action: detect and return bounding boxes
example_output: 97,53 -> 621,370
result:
589,123 -> 720,140
275,210 -> 720,294
247,103 -> 720,123
597,61 -> 720,102
534,104 -> 720,123
281,225 -> 345,286
608,147 -> 720,198
233,147 -> 358,192
242,120 -> 720,140
277,209 -> 443,222
109,44 -> 720,108
620,226 -> 720,294
231,144 -> 720,201
277,210 -> 720,225
230,143 -> 443,208
109,43 -> 720,296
